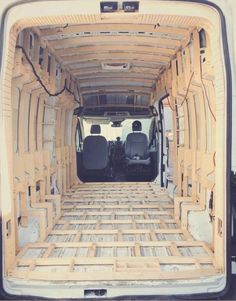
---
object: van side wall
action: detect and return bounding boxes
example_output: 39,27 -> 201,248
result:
155,27 -> 224,268
4,28 -> 80,271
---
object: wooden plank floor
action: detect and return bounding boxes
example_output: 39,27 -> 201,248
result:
8,182 -> 221,282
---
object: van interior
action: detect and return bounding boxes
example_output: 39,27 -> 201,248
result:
0,0 -> 230,298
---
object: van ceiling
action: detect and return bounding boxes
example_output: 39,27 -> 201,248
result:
38,20 -> 194,99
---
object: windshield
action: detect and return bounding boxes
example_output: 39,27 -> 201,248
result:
82,118 -> 153,141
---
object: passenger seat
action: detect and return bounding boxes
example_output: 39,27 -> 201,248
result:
82,125 -> 109,171
125,120 -> 151,166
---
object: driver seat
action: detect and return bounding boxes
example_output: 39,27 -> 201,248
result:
82,125 -> 109,171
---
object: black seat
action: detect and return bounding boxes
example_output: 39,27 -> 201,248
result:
82,125 -> 109,170
125,120 -> 151,166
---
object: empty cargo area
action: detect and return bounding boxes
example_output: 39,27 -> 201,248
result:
0,0 -> 229,298
9,182 -> 220,282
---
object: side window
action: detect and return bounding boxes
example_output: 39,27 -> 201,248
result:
186,100 -> 191,149
39,47 -> 44,68
34,96 -> 40,151
189,42 -> 194,73
55,62 -> 61,88
24,93 -> 31,152
64,111 -> 73,146
43,101 -> 57,164
204,86 -> 213,153
47,54 -> 51,74
13,87 -> 20,153
29,32 -> 35,59
199,28 -> 207,64
175,101 -> 184,147
181,49 -> 186,74
149,119 -> 158,149
76,121 -> 83,152
193,94 -> 201,150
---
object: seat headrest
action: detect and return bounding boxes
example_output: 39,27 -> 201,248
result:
90,124 -> 101,134
132,120 -> 142,132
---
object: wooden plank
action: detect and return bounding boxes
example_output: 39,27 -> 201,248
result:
42,245 -> 55,258
63,52 -> 170,63
79,77 -> 155,87
68,186 -> 163,191
40,24 -> 190,39
117,230 -> 123,242
15,256 -> 215,267
9,268 -> 221,281
16,240 -> 213,250
61,204 -> 174,210
71,67 -> 160,78
170,243 -> 181,256
79,85 -> 153,95
62,221 -> 70,230
134,244 -> 141,256
88,243 -> 97,257
63,197 -> 171,203
49,35 -> 181,48
50,229 -> 185,235
62,210 -> 173,216
72,71 -> 157,81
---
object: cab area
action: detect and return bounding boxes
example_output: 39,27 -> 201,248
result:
75,96 -> 159,182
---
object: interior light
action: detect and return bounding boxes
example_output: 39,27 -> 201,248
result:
122,1 -> 139,12
100,2 -> 118,13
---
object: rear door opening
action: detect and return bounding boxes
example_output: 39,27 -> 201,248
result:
0,0 -> 232,299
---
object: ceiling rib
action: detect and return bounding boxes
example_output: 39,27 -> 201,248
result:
61,53 -> 170,63
40,23 -> 191,38
76,72 -> 157,81
80,80 -> 153,88
55,45 -> 176,56
50,35 -> 181,48
71,67 -> 161,77
63,59 -> 169,69
80,86 -> 152,95
79,77 -> 154,85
